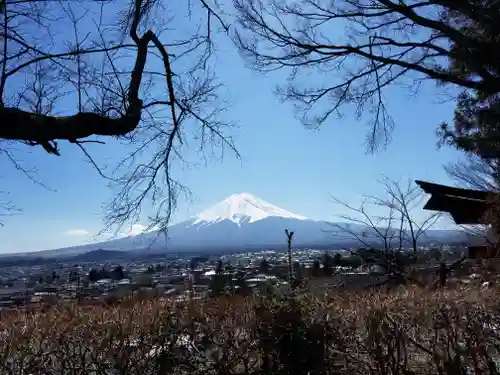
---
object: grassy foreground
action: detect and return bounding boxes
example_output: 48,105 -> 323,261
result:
0,285 -> 499,375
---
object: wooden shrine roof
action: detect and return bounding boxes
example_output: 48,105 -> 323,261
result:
415,180 -> 495,225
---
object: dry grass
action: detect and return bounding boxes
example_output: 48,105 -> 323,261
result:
0,286 -> 499,374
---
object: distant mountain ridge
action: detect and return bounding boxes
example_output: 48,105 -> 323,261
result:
10,193 -> 468,258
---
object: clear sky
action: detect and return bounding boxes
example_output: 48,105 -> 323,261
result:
0,1 -> 465,253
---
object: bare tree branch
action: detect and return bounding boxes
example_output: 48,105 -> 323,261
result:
328,177 -> 442,286
0,0 -> 238,231
444,153 -> 500,192
233,0 -> 500,152
0,190 -> 20,226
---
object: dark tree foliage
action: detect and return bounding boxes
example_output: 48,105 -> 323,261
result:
88,268 -> 99,283
189,258 -> 198,271
225,259 -> 234,271
68,270 -> 80,283
332,253 -> 342,267
340,255 -> 363,269
436,5 -> 500,227
311,259 -> 321,277
88,266 -> 125,282
154,263 -> 165,273
431,2 -> 500,191
321,252 -> 333,277
439,88 -> 500,191
234,0 -> 500,151
215,259 -> 223,274
255,295 -> 330,375
111,265 -> 125,280
259,257 -> 270,273
441,93 -> 500,159
293,261 -> 303,279
235,270 -> 250,295
209,269 -> 229,296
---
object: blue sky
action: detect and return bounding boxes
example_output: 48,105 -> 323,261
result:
0,1 -> 465,253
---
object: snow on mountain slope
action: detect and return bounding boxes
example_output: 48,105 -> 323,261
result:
192,192 -> 307,226
30,192 -> 468,257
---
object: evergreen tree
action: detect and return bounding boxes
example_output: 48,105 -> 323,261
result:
210,259 -> 226,296
437,5 -> 500,215
215,259 -> 223,274
322,252 -> 333,276
332,253 -> 342,267
68,270 -> 80,283
209,273 -> 226,296
111,266 -> 125,280
311,260 -> 321,277
88,269 -> 99,283
259,258 -> 270,274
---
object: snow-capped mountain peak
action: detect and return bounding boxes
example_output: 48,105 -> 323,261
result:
192,192 -> 308,226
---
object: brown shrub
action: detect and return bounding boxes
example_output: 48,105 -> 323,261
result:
0,286 -> 499,374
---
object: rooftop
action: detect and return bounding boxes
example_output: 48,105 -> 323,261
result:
416,180 -> 495,225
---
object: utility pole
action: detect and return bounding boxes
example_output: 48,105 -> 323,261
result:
285,229 -> 294,285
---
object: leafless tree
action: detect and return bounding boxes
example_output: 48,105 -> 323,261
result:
330,177 -> 440,253
0,0 -> 237,232
444,155 -> 500,192
329,177 -> 441,285
233,0 -> 500,151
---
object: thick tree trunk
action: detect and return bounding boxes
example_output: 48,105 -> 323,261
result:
0,100 -> 142,143
0,23 -> 152,153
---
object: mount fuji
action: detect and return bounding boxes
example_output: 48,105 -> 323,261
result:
160,192 -> 333,250
24,192 -> 467,258
86,192 -> 338,253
